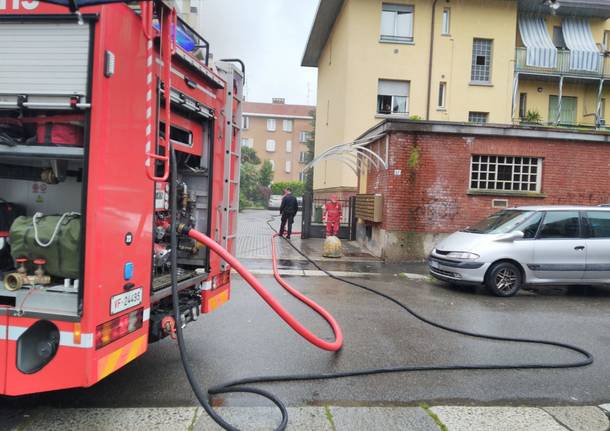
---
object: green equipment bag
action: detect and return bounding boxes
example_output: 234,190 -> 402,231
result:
9,212 -> 81,279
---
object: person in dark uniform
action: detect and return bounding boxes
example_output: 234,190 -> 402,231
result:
279,188 -> 299,239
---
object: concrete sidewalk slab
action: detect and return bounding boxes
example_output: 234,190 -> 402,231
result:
192,407 -> 332,430
17,407 -> 198,431
329,406 -> 438,431
430,406 -> 566,431
543,406 -> 610,431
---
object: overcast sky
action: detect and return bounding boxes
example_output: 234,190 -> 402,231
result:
198,0 -> 319,106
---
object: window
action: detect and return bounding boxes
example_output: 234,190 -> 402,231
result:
437,81 -> 447,109
549,96 -> 577,125
240,138 -> 253,148
603,30 -> 610,51
519,93 -> 527,119
470,155 -> 543,193
468,112 -> 488,124
299,151 -> 308,163
299,172 -> 306,182
266,119 -> 276,132
377,79 -> 410,115
520,212 -> 544,239
471,38 -> 493,83
552,26 -> 566,49
299,131 -> 312,143
600,98 -> 606,121
241,116 -> 250,130
266,139 -> 276,152
285,160 -> 292,173
538,211 -> 581,239
380,3 -> 414,43
441,8 -> 450,35
269,159 -> 275,171
586,211 -> 610,238
285,140 -> 292,153
283,119 -> 293,132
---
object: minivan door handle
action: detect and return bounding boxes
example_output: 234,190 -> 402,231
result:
574,246 -> 585,251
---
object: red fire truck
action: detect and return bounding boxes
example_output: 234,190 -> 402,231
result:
0,0 -> 242,395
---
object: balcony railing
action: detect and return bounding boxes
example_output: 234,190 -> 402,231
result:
515,47 -> 610,79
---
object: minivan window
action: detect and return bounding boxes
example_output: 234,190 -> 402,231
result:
586,211 -> 610,238
538,211 -> 580,239
520,211 -> 543,239
462,210 -> 535,234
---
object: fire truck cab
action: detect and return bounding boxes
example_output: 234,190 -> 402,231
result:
0,0 -> 242,395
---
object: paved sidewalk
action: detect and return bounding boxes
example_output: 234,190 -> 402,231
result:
8,405 -> 609,430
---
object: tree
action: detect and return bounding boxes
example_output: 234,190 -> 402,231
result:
259,160 -> 274,187
241,146 -> 261,165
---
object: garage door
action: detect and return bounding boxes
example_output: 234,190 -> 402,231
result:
0,21 -> 91,106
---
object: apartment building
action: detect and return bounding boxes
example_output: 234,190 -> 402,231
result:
240,99 -> 315,183
303,0 -> 610,197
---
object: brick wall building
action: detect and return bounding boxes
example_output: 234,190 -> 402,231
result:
357,120 -> 610,261
241,99 -> 314,183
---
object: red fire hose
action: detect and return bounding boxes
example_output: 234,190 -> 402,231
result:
185,228 -> 343,352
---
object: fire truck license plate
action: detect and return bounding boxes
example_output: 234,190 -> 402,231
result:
111,288 -> 143,315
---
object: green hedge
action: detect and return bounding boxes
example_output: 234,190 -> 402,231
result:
270,181 -> 305,197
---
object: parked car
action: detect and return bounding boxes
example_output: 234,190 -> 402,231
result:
429,206 -> 610,297
267,194 -> 283,210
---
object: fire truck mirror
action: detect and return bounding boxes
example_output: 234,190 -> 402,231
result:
16,320 -> 60,374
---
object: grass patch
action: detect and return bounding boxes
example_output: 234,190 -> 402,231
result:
420,403 -> 448,431
324,405 -> 337,431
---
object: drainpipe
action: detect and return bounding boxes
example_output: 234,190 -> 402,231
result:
425,0 -> 439,121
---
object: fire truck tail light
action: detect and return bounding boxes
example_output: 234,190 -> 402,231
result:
211,270 -> 230,289
96,308 -> 144,349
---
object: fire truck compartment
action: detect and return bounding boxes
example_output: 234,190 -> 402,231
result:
0,118 -> 85,320
0,20 -> 92,110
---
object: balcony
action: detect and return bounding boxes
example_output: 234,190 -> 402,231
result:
515,47 -> 610,79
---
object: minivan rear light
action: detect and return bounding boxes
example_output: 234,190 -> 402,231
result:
95,308 -> 143,349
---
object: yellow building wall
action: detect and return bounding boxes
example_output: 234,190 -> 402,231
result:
430,0 -> 517,123
313,0 -> 354,193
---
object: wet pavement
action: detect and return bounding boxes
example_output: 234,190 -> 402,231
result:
2,274 -> 610,412
2,209 -> 610,430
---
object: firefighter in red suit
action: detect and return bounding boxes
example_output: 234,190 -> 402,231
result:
324,195 -> 342,237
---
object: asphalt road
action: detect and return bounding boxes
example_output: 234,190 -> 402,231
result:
2,273 -> 609,410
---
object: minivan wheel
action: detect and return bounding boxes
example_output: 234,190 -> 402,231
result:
485,262 -> 523,297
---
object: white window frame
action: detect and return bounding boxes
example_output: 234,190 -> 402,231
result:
285,160 -> 292,173
285,140 -> 292,153
469,155 -> 543,193
299,131 -> 311,143
299,172 -> 305,182
299,151 -> 308,163
441,8 -> 450,36
471,38 -> 493,84
240,138 -> 254,148
380,3 -> 414,43
266,118 -> 276,132
437,81 -> 447,109
283,119 -> 293,132
468,111 -> 489,124
269,159 -> 276,171
241,116 -> 250,130
266,139 -> 276,152
377,79 -> 410,115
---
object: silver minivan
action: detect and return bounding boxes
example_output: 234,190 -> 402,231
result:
429,206 -> 610,296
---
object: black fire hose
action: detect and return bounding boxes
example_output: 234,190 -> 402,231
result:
169,146 -> 593,431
